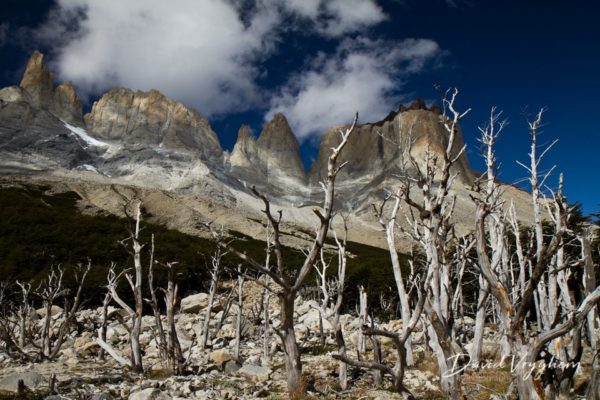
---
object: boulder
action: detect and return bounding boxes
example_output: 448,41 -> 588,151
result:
129,388 -> 171,400
223,359 -> 242,373
295,300 -> 319,316
209,350 -> 233,367
180,293 -> 209,314
35,305 -> 63,317
298,308 -> 332,331
90,394 -> 116,400
237,364 -> 271,382
0,371 -> 45,393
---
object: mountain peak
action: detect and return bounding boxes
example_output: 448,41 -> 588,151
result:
236,125 -> 254,143
257,113 -> 297,147
229,113 -> 306,185
53,82 -> 83,124
19,51 -> 54,108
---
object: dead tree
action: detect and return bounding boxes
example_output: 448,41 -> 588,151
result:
473,109 -> 600,399
29,262 -> 91,360
393,88 -> 470,398
98,290 -> 110,360
331,216 -> 349,390
98,202 -> 145,373
469,108 -> 508,363
314,248 -> 332,347
200,248 -> 223,350
261,222 -> 274,364
35,266 -> 69,359
147,235 -> 167,361
48,262 -> 91,359
15,281 -> 32,349
0,282 -> 34,361
234,264 -> 244,360
161,261 -> 183,374
206,114 -> 357,398
357,285 -> 368,355
373,192 -> 415,366
333,250 -> 431,399
262,276 -> 272,364
581,229 -> 598,350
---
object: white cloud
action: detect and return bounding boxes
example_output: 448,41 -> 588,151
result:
36,0 -> 387,118
267,37 -> 441,139
37,0 -> 283,116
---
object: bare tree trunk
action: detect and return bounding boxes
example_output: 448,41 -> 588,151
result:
234,265 -> 244,360
374,194 -> 414,366
280,292 -> 304,398
35,266 -> 69,359
315,248 -> 330,348
470,276 -> 488,364
358,286 -> 367,355
370,316 -> 382,387
200,249 -> 222,350
130,204 -> 144,373
147,235 -> 167,361
105,202 -> 146,373
332,223 -> 349,390
163,262 -> 183,374
98,291 -> 110,360
262,285 -> 271,364
16,282 -> 31,349
49,263 -> 91,359
41,300 -> 52,358
206,114 -> 357,398
425,314 -> 462,399
581,233 -> 598,348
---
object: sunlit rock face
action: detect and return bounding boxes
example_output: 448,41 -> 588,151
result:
19,50 -> 54,109
1,50 -> 524,250
52,83 -> 83,125
228,113 -> 309,202
84,88 -> 222,163
18,51 -> 84,125
309,104 -> 473,187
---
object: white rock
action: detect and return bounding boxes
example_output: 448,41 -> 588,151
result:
0,371 -> 45,392
237,364 -> 271,382
180,293 -> 209,314
129,388 -> 171,400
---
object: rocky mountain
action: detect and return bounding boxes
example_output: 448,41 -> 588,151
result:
0,51 -> 534,249
84,88 -> 222,162
229,113 -> 307,201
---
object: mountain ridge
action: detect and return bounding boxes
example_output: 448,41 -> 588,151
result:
0,51 -> 535,250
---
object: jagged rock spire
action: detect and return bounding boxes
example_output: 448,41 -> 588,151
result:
18,51 -> 84,124
19,51 -> 54,108
255,113 -> 306,182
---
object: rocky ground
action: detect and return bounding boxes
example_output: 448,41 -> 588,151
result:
4,279 -> 591,400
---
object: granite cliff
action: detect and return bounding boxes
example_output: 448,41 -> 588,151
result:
0,51 -> 534,249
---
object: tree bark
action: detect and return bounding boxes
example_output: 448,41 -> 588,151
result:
280,292 -> 304,398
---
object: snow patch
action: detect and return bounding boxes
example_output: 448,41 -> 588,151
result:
81,164 -> 98,172
63,122 -> 110,149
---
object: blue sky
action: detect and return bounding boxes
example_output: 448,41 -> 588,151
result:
1,0 -> 598,215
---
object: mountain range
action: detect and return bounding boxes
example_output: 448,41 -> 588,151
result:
0,51 -> 533,250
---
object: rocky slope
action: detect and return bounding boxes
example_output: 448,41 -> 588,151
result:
0,282 -> 504,399
0,51 -> 535,249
